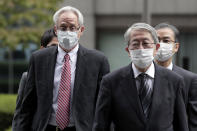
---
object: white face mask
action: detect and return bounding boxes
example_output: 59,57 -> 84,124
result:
129,48 -> 154,69
155,42 -> 174,62
57,30 -> 79,50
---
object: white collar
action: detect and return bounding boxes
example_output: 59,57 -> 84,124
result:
57,44 -> 79,63
166,62 -> 173,70
132,62 -> 155,79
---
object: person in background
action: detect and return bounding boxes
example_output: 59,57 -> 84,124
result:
40,28 -> 58,48
154,22 -> 197,131
12,6 -> 110,131
12,27 -> 58,129
93,23 -> 188,131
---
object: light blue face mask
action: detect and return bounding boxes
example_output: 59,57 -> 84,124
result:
57,30 -> 79,50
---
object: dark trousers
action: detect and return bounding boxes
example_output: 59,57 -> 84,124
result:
45,125 -> 76,131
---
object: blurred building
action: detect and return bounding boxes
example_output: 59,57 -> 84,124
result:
63,0 -> 197,72
1,0 -> 197,93
0,43 -> 37,93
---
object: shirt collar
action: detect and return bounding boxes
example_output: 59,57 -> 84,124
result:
132,62 -> 155,79
57,44 -> 79,62
166,62 -> 173,70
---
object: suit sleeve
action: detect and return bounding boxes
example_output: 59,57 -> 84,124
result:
16,72 -> 28,109
98,56 -> 110,88
93,77 -> 112,131
12,55 -> 37,131
95,56 -> 110,105
188,75 -> 197,131
173,78 -> 189,131
12,72 -> 28,127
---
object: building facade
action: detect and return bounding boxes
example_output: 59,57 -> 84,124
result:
1,0 -> 197,93
63,0 -> 197,72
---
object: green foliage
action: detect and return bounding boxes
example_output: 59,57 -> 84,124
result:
0,94 -> 17,114
0,94 -> 17,131
0,113 -> 13,131
5,127 -> 12,131
0,0 -> 62,50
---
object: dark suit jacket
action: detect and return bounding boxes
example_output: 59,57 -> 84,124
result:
93,63 -> 188,131
13,72 -> 28,119
173,65 -> 197,131
12,45 -> 110,131
18,72 -> 28,97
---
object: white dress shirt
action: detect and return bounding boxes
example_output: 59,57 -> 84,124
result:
166,62 -> 173,70
132,62 -> 155,93
48,44 -> 79,127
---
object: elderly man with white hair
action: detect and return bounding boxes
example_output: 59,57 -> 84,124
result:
12,6 -> 109,131
92,23 -> 188,131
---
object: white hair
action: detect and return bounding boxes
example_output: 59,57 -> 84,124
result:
53,6 -> 84,26
124,23 -> 159,44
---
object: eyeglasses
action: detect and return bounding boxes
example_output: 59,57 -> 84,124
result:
129,41 -> 154,50
159,39 -> 175,44
58,25 -> 80,32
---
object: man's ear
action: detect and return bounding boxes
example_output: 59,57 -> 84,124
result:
79,26 -> 85,35
80,26 -> 85,33
77,26 -> 85,38
125,47 -> 131,57
174,42 -> 179,53
153,43 -> 160,57
156,43 -> 160,51
125,47 -> 129,53
54,25 -> 57,36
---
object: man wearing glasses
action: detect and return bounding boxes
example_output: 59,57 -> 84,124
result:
12,6 -> 110,131
93,23 -> 188,131
155,23 -> 197,131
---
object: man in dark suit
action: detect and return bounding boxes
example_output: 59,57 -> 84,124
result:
93,23 -> 188,131
12,6 -> 109,131
154,23 -> 197,131
13,28 -> 58,126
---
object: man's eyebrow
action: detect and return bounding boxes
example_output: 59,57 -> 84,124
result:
159,36 -> 171,39
60,22 -> 75,26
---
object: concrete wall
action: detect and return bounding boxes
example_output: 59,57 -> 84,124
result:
95,0 -> 197,32
96,0 -> 197,14
61,0 -> 96,49
60,0 -> 197,49
60,0 -> 197,72
95,0 -> 143,14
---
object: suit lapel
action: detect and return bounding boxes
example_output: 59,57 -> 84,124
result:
47,46 -> 58,92
72,45 -> 86,105
148,64 -> 168,121
120,64 -> 146,123
172,64 -> 178,72
172,64 -> 176,71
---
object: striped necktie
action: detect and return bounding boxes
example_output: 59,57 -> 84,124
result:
138,73 -> 152,118
56,54 -> 71,130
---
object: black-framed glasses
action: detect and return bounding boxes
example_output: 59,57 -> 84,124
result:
159,39 -> 176,44
129,41 -> 154,50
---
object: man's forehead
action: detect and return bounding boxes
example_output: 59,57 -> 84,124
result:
131,28 -> 150,33
156,28 -> 175,36
130,29 -> 153,40
58,11 -> 78,24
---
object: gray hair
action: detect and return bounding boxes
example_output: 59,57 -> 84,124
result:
124,23 -> 159,44
53,6 -> 84,26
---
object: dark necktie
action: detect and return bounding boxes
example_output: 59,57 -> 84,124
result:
138,73 -> 152,118
56,54 -> 71,130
